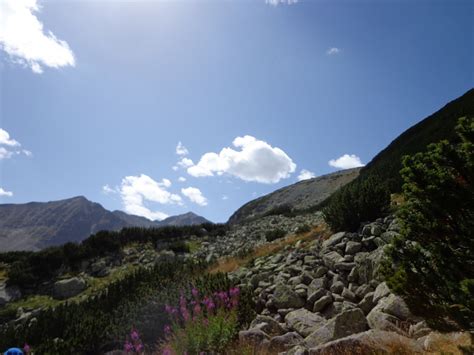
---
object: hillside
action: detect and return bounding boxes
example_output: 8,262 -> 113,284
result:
0,197 -> 210,251
228,168 -> 360,224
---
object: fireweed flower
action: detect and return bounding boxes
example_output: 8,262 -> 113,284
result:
162,347 -> 172,355
124,341 -> 134,352
164,324 -> 171,335
23,343 -> 31,354
131,329 -> 140,341
135,343 -> 144,353
191,287 -> 199,298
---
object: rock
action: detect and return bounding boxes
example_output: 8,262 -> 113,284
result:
274,285 -> 305,309
361,224 -> 372,236
345,241 -> 362,255
0,284 -> 21,306
250,315 -> 285,336
373,282 -> 391,303
422,331 -> 472,354
269,332 -> 304,352
286,345 -> 309,355
314,266 -> 328,278
322,252 -> 344,270
334,262 -> 355,272
307,289 -> 328,305
322,232 -> 346,250
307,329 -> 424,354
305,308 -> 368,348
358,292 -> 376,315
355,284 -> 372,299
354,248 -> 384,284
388,219 -> 401,232
313,295 -> 333,313
380,231 -> 399,244
379,294 -> 413,321
53,277 -> 87,300
329,281 -> 344,294
239,328 -> 270,348
366,303 -> 404,334
308,277 -> 327,294
285,309 -> 326,337
409,321 -> 431,338
250,272 -> 271,288
156,250 -> 176,263
371,224 -> 383,236
341,288 -> 356,302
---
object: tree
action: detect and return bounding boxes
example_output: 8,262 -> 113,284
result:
384,117 -> 474,329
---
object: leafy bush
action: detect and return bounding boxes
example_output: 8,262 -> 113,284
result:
384,117 -> 474,330
161,286 -> 241,354
265,228 -> 286,242
323,175 -> 391,232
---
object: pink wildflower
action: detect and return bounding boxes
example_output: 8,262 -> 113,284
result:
124,341 -> 134,352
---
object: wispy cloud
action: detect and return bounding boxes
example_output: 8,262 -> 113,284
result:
186,135 -> 296,184
0,0 -> 75,73
266,0 -> 298,5
0,188 -> 13,197
326,47 -> 341,55
181,187 -> 208,206
176,141 -> 189,156
329,154 -> 364,169
297,169 -> 315,181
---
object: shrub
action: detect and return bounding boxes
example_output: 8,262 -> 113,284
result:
296,224 -> 311,234
323,175 -> 391,232
384,117 -> 474,330
161,287 -> 241,354
265,228 -> 286,242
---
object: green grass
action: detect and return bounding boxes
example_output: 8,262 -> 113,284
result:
186,240 -> 202,253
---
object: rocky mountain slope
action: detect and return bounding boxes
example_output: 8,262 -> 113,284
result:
228,168 -> 360,225
0,196 -> 209,251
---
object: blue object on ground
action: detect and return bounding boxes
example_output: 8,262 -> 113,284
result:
4,348 -> 23,355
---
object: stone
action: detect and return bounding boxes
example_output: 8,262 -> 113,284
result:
322,252 -> 344,270
329,281 -> 344,294
0,284 -> 21,306
355,284 -> 372,299
285,309 -> 326,337
313,295 -> 333,313
358,292 -> 376,315
372,282 -> 391,303
305,308 -> 368,348
239,328 -> 270,348
379,294 -> 413,321
308,277 -> 327,294
334,262 -> 355,272
314,266 -> 328,278
250,272 -> 271,288
286,345 -> 309,355
366,303 -> 404,334
409,321 -> 431,338
307,329 -> 424,354
268,332 -> 304,353
371,224 -> 383,236
341,288 -> 356,302
322,232 -> 346,250
250,315 -> 285,336
307,289 -> 328,305
53,277 -> 87,300
345,241 -> 362,255
380,231 -> 399,244
274,285 -> 305,309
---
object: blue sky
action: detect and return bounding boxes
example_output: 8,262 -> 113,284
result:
0,0 -> 472,222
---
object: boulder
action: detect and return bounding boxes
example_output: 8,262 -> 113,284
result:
313,295 -> 333,313
329,281 -> 344,294
239,328 -> 270,348
285,309 -> 326,337
322,252 -> 344,270
373,282 -> 391,303
305,308 -> 368,348
358,292 -> 376,315
274,284 -> 305,309
308,329 -> 424,354
366,303 -> 405,334
379,294 -> 413,321
345,241 -> 362,255
53,277 -> 87,300
322,232 -> 346,250
250,315 -> 285,336
308,277 -> 327,294
269,332 -> 304,352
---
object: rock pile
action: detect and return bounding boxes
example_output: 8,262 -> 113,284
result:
233,216 -> 471,353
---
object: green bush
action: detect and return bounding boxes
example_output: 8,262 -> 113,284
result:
265,228 -> 286,242
384,117 -> 474,330
323,175 -> 391,232
296,224 -> 311,234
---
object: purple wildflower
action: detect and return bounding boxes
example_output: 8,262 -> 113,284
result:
124,341 -> 134,352
131,329 -> 140,341
23,343 -> 31,354
134,343 -> 144,353
162,347 -> 172,355
164,324 -> 171,335
192,287 -> 199,298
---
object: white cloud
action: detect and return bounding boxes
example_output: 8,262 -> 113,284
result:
222,195 -> 228,200
172,166 -> 179,171
187,135 -> 296,184
102,184 -> 117,195
178,177 -> 187,182
118,174 -> 181,220
0,188 -> 13,197
326,47 -> 341,55
0,128 -> 30,159
178,157 -> 194,168
266,0 -> 298,5
0,129 -> 20,147
297,169 -> 316,181
176,141 -> 189,156
0,0 -> 75,73
181,187 -> 208,206
329,154 -> 365,169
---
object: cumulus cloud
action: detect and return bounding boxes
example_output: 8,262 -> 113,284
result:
187,135 -> 296,184
329,154 -> 365,169
326,47 -> 341,55
266,0 -> 298,5
178,177 -> 186,182
297,169 -> 316,181
0,0 -> 75,73
0,188 -> 13,197
118,174 -> 182,220
178,157 -> 194,168
176,141 -> 189,156
0,128 -> 30,159
181,187 -> 208,206
222,195 -> 229,200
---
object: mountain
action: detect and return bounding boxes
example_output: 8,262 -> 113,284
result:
157,212 -> 211,227
0,196 -> 210,251
228,168 -> 361,224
